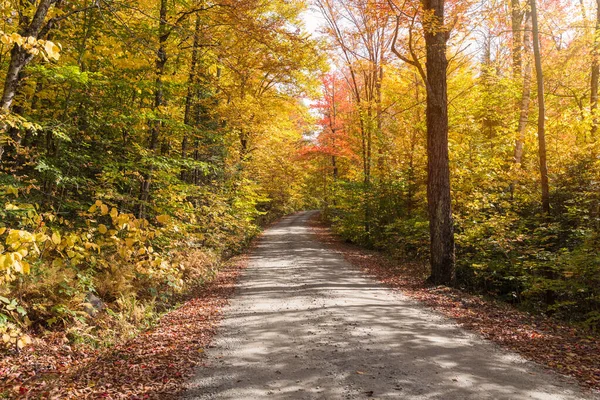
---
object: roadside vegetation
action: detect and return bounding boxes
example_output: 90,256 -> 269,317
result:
0,0 -> 322,359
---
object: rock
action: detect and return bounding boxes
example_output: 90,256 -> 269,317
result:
84,292 -> 105,317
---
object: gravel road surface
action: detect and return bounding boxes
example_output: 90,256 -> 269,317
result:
183,211 -> 596,399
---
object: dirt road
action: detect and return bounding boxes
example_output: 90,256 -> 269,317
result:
182,211 -> 596,399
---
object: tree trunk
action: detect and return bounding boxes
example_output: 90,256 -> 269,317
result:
182,13 -> 202,181
530,0 -> 550,214
511,0 -> 524,78
407,72 -> 421,216
0,0 -> 56,162
591,0 -> 600,139
0,0 -> 56,111
514,13 -> 532,165
376,64 -> 384,177
423,0 -> 455,285
138,0 -> 168,218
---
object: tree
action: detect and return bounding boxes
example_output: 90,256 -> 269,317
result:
317,0 -> 392,236
386,0 -> 455,284
421,0 -> 455,284
530,0 -> 550,214
514,11 -> 532,166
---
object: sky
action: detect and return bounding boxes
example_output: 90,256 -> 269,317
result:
301,4 -> 326,37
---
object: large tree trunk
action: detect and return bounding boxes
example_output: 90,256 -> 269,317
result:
530,0 -> 550,214
514,13 -> 532,165
591,0 -> 600,139
423,0 -> 455,285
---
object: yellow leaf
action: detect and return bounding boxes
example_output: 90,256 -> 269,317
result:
88,204 -> 97,213
12,259 -> 22,273
34,232 -> 48,242
43,40 -> 60,60
100,204 -> 109,215
98,224 -> 108,234
20,231 -> 34,243
125,238 -> 135,248
0,228 -> 5,235
0,255 -> 8,270
117,214 -> 129,227
156,215 -> 170,224
110,207 -> 118,219
10,33 -> 23,46
51,231 -> 61,245
6,186 -> 18,197
65,236 -> 75,247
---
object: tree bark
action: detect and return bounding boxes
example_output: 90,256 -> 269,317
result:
423,0 -> 455,285
407,73 -> 421,216
0,0 -> 57,111
514,13 -> 532,165
182,13 -> 202,181
530,0 -> 550,214
511,0 -> 524,78
0,0 -> 57,162
138,0 -> 169,218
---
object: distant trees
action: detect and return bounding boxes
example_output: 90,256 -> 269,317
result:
317,0 -> 393,236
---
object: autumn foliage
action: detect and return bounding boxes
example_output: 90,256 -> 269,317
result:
0,0 -> 322,361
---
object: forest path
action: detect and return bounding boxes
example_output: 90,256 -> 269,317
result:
182,211 -> 595,400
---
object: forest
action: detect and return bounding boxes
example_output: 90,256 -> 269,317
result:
0,0 -> 599,381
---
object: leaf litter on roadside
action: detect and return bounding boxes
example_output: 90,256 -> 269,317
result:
0,255 -> 248,399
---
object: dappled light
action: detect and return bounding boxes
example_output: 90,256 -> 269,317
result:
183,212 -> 591,399
0,0 -> 598,397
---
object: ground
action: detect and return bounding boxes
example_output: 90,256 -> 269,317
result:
182,211 -> 597,399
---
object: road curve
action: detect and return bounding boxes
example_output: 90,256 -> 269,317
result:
182,211 -> 596,400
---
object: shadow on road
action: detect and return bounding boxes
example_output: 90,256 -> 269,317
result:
182,211 -> 594,400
